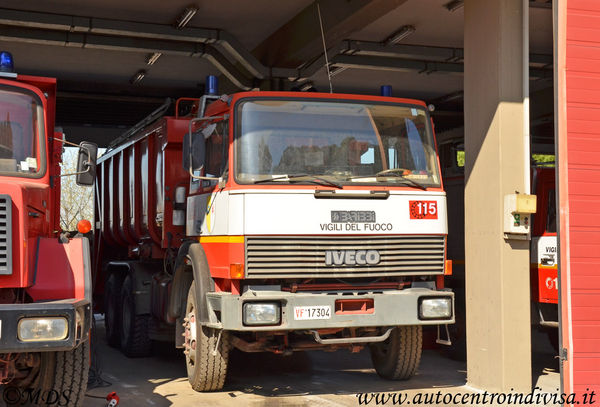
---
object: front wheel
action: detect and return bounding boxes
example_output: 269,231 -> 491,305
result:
370,326 -> 422,380
14,341 -> 90,407
184,281 -> 230,392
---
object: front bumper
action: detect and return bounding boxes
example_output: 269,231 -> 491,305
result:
0,299 -> 90,353
206,288 -> 454,331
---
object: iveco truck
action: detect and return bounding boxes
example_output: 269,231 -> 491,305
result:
94,83 -> 454,391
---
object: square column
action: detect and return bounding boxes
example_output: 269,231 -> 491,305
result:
464,0 -> 532,391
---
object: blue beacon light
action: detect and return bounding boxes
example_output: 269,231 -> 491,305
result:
0,52 -> 14,73
206,75 -> 218,95
380,85 -> 392,97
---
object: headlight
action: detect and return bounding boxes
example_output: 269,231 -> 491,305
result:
243,302 -> 280,326
419,297 -> 452,320
18,317 -> 68,341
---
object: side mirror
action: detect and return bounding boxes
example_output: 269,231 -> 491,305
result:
76,141 -> 98,186
182,130 -> 206,173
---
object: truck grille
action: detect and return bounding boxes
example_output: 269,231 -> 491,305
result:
0,195 -> 11,275
245,235 -> 445,279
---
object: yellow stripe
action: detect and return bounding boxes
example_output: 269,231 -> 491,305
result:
199,235 -> 245,244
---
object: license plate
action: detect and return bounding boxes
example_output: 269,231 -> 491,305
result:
293,306 -> 331,320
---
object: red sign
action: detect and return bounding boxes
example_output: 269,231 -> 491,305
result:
538,266 -> 558,304
409,201 -> 438,219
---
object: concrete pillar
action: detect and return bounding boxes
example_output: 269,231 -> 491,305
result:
464,0 -> 531,392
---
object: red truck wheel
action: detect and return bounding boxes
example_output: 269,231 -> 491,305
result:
370,325 -> 422,380
119,276 -> 152,357
184,281 -> 230,392
104,273 -> 121,348
14,341 -> 90,407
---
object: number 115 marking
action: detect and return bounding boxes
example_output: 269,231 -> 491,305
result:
409,201 -> 438,219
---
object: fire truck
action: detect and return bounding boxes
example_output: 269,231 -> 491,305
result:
94,79 -> 454,391
0,52 -> 95,405
437,129 -> 558,357
531,166 -> 558,349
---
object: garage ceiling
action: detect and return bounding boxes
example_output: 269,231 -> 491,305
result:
0,0 -> 553,146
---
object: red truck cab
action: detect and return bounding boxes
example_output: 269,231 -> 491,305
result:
0,51 -> 93,406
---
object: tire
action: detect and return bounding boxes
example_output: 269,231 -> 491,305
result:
13,341 -> 90,407
184,281 -> 230,392
104,273 -> 121,348
370,326 -> 422,380
120,275 -> 152,357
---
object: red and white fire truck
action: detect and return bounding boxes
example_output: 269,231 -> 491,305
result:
94,81 -> 454,391
531,166 -> 558,348
0,51 -> 95,405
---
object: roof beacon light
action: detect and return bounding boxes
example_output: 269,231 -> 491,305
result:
0,51 -> 14,73
206,75 -> 218,95
380,85 -> 392,97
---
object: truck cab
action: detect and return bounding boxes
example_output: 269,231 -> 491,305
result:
0,52 -> 93,406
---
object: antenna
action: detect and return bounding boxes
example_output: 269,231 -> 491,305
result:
317,3 -> 333,93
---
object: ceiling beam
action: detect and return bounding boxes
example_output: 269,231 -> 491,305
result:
0,8 -> 297,81
0,25 -> 255,90
252,0 -> 408,68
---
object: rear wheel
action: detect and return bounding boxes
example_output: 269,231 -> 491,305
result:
370,326 -> 422,380
184,281 -> 230,391
119,275 -> 152,357
104,273 -> 121,347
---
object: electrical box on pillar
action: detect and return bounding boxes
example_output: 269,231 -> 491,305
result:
503,193 -> 537,239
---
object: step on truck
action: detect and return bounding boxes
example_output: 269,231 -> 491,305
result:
94,78 -> 454,391
0,51 -> 96,406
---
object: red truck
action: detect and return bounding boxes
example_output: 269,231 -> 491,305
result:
436,129 -> 558,357
530,166 -> 558,349
94,81 -> 455,391
0,52 -> 95,405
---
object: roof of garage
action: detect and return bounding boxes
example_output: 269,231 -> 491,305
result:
0,0 -> 553,146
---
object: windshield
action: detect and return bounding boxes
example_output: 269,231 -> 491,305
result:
235,99 -> 440,187
0,85 -> 45,177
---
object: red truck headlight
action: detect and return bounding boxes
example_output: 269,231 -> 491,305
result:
17,317 -> 68,342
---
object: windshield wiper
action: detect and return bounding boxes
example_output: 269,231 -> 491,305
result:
349,170 -> 427,190
253,174 -> 343,189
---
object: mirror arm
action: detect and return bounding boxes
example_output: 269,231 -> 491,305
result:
52,137 -> 80,148
56,140 -> 94,177
59,165 -> 91,178
188,166 -> 219,181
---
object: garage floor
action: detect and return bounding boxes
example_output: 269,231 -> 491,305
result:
82,317 -> 559,407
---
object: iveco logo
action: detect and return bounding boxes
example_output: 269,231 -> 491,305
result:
325,250 -> 381,266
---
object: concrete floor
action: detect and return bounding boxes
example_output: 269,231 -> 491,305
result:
82,317 -> 560,406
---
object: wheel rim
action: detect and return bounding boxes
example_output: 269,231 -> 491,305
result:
184,305 -> 197,368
